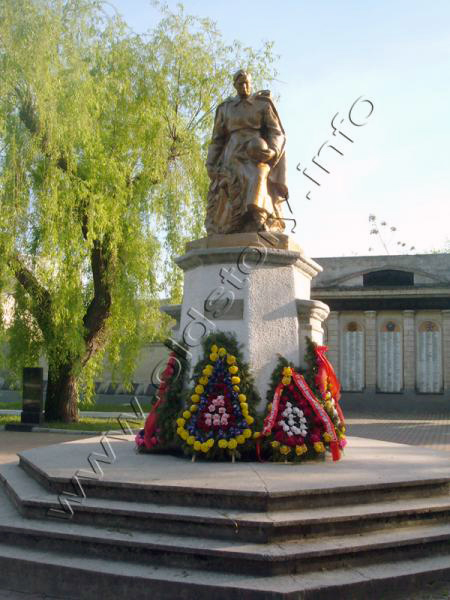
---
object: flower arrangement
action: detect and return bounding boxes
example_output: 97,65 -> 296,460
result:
176,333 -> 259,460
258,346 -> 346,462
135,348 -> 188,452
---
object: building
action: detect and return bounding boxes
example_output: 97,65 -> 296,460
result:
312,253 -> 450,411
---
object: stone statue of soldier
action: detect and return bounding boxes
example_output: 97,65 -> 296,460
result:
205,69 -> 288,234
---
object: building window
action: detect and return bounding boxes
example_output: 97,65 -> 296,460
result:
417,321 -> 442,393
363,270 -> 414,287
377,320 -> 403,392
340,321 -> 364,391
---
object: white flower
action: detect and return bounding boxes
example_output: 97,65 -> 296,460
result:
287,431 -> 293,437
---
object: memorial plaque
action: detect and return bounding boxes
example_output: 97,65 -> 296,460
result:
21,367 -> 44,424
341,331 -> 364,391
377,330 -> 403,392
417,330 -> 442,393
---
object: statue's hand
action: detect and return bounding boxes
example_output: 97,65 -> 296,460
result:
255,148 -> 276,163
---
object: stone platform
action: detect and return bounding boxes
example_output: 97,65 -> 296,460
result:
0,436 -> 450,598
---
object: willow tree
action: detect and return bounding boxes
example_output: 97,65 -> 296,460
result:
0,0 -> 276,421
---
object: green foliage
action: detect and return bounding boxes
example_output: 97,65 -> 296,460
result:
156,349 -> 189,449
0,0 -> 277,408
265,354 -> 294,404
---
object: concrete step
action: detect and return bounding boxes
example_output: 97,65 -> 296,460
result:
18,450 -> 450,512
0,540 -> 449,600
1,483 -> 450,577
3,462 -> 450,544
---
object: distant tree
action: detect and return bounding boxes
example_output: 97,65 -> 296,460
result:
0,0 -> 277,421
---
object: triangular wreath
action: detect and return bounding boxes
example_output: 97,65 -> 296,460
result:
176,333 -> 258,460
259,344 -> 346,462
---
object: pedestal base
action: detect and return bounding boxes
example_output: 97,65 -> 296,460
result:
162,236 -> 329,403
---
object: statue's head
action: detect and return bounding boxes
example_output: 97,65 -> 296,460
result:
233,69 -> 252,98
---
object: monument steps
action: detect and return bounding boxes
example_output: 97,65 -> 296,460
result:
18,451 -> 450,511
2,462 -> 450,544
1,469 -> 450,578
1,437 -> 450,597
0,538 -> 450,600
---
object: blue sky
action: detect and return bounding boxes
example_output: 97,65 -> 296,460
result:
110,0 -> 450,257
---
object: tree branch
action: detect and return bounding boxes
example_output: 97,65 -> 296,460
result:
82,239 -> 113,366
9,256 -> 53,337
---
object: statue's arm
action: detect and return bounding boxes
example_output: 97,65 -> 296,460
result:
206,104 -> 227,178
263,102 -> 285,161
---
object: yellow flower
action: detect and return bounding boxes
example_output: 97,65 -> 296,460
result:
280,445 -> 291,455
218,439 -> 228,449
314,442 -> 325,453
243,429 -> 252,439
207,438 -> 214,448
191,394 -> 200,403
218,347 -> 226,356
253,431 -> 261,439
323,433 -> 332,442
211,344 -> 218,354
295,445 -> 303,456
209,353 -> 218,361
282,367 -> 292,376
341,425 -> 346,434
229,365 -> 238,375
233,385 -> 240,392
195,385 -> 204,394
176,418 -> 186,427
231,376 -> 240,385
236,434 -> 245,445
182,410 -> 191,420
226,355 -> 236,365
242,409 -> 249,418
187,436 -> 195,446
271,440 -> 280,448
193,441 -> 201,451
228,438 -> 238,450
190,405 -> 198,413
203,365 -> 214,375
238,394 -> 246,402
245,415 -> 254,425
325,401 -> 333,412
282,376 -> 291,386
267,403 -> 272,411
201,442 -> 209,453
176,427 -> 184,437
338,432 -> 346,440
325,391 -> 332,400
199,376 -> 208,385
180,430 -> 188,441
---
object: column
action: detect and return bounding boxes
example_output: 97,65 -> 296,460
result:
326,311 -> 340,373
443,310 -> 450,394
403,310 -> 415,392
364,311 -> 377,392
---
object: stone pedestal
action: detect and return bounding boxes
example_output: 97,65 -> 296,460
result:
162,234 -> 329,403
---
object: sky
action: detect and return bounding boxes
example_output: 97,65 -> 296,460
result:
109,0 -> 450,258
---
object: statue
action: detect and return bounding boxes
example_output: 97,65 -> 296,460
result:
205,70 -> 289,234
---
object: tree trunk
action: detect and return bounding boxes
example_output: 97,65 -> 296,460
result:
45,363 -> 79,423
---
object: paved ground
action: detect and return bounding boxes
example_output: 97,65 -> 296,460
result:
1,411 -> 450,599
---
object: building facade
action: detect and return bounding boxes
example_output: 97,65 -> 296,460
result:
312,253 -> 450,411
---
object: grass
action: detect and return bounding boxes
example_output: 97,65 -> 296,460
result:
0,415 -> 144,431
0,400 -> 152,412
